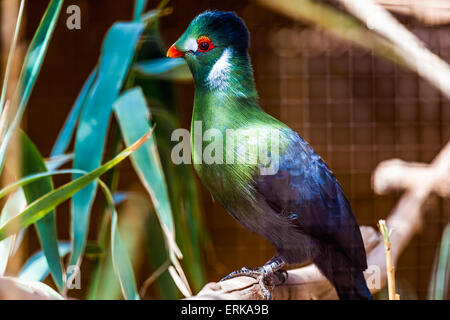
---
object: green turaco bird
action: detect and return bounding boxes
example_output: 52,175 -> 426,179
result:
167,10 -> 372,300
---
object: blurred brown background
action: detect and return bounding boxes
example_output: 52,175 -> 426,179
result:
3,0 -> 449,299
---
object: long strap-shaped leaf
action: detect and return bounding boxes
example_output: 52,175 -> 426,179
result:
0,129 -> 152,242
20,132 -> 64,290
114,88 -> 191,296
133,0 -> 148,21
51,69 -> 98,157
0,0 -> 63,172
113,88 -> 175,244
0,169 -> 84,200
0,189 -> 26,276
129,20 -> 207,293
70,22 -> 144,268
429,224 -> 450,300
133,58 -> 192,82
18,241 -> 71,282
45,153 -> 74,171
10,174 -> 139,299
97,180 -> 139,300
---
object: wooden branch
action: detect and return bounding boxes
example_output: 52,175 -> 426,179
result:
257,0 -> 450,101
375,0 -> 450,25
373,142 -> 450,198
336,0 -> 450,101
189,141 -> 450,300
188,227 -> 379,299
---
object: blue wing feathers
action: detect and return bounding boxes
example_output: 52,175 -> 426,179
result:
255,130 -> 367,270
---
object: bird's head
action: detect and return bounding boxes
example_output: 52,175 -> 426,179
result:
167,11 -> 250,88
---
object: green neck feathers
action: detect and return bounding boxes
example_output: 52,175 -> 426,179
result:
190,48 -> 263,129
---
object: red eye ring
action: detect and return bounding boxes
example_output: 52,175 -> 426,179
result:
197,36 -> 215,52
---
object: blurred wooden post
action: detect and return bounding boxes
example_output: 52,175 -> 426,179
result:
0,0 -> 25,276
1,0 -> 23,90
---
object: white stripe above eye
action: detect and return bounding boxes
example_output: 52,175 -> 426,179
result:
207,48 -> 232,90
184,38 -> 198,52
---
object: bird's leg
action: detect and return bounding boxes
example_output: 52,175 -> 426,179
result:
220,256 -> 286,300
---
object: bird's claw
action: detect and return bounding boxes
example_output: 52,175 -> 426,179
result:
220,267 -> 257,281
220,266 -> 283,300
273,269 -> 288,285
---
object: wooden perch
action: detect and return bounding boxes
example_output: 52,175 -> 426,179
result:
189,226 -> 380,300
188,141 -> 450,300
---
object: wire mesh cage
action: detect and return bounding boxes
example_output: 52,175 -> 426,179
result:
0,0 -> 448,300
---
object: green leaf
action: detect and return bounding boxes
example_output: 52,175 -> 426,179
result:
0,0 -> 63,172
0,169 -> 85,201
130,24 -> 209,292
84,242 -> 104,258
429,223 -> 450,300
51,69 -> 97,157
90,240 -> 121,300
144,207 -> 180,299
18,242 -> 71,282
133,58 -> 193,82
113,87 -> 175,239
133,0 -> 148,21
0,189 -> 27,276
114,87 -> 192,296
138,0 -> 171,24
0,169 -> 83,268
97,180 -> 139,300
150,108 -> 208,291
70,21 -> 144,267
19,131 -> 64,289
88,192 -> 148,300
45,153 -> 74,171
0,129 -> 152,242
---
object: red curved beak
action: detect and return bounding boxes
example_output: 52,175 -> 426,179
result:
167,45 -> 184,58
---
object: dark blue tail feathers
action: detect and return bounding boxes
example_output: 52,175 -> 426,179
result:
313,247 -> 373,300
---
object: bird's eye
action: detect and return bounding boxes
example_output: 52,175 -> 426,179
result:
199,42 -> 209,51
197,36 -> 215,52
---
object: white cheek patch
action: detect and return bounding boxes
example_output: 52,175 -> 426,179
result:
207,48 -> 232,90
184,38 -> 198,52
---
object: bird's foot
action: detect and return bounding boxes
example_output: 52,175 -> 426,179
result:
220,257 -> 286,300
220,266 -> 274,299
